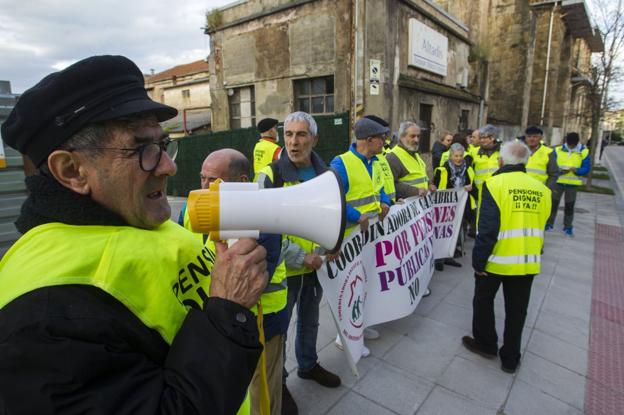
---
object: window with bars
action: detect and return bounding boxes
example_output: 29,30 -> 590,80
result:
229,86 -> 256,129
294,76 -> 334,115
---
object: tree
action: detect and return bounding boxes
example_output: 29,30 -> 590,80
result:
586,0 -> 624,187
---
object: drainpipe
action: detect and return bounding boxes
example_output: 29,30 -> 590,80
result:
540,2 -> 559,125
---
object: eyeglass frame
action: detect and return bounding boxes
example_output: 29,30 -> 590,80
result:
66,136 -> 177,173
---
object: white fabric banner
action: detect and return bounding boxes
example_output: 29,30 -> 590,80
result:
431,189 -> 468,259
317,190 -> 467,371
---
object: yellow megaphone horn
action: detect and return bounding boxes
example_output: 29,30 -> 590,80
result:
187,170 -> 347,253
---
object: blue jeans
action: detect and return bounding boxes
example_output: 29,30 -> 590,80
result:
283,272 -> 323,379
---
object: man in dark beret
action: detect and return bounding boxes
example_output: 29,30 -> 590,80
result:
0,55 -> 269,414
253,117 -> 282,180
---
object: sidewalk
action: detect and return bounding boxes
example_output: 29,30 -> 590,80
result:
283,161 -> 624,414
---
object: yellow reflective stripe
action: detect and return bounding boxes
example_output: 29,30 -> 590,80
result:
475,168 -> 497,175
403,177 -> 428,185
349,194 -> 381,207
487,254 -> 541,265
498,228 -> 544,240
525,168 -> 546,175
387,192 -> 396,201
558,176 -> 583,185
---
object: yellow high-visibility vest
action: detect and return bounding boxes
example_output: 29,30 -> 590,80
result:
339,151 -> 384,236
526,145 -> 553,183
555,146 -> 588,186
0,221 -> 253,415
482,172 -> 551,275
388,145 -> 429,189
434,165 -> 476,209
253,139 -> 281,180
473,150 -> 500,190
377,154 -> 396,202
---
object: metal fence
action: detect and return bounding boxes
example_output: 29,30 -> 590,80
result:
167,112 -> 351,196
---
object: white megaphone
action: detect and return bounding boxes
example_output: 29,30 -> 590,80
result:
186,170 -> 347,253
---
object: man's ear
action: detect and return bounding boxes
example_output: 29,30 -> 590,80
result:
312,135 -> 319,148
47,150 -> 91,195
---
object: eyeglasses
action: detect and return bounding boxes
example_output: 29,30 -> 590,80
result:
68,137 -> 178,173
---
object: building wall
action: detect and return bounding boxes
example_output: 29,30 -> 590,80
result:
209,0 -> 351,131
146,71 -> 211,110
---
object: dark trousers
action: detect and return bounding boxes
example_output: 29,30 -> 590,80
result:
472,273 -> 535,367
282,272 -> 322,380
547,184 -> 577,229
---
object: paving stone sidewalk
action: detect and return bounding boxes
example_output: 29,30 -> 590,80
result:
283,174 -> 623,415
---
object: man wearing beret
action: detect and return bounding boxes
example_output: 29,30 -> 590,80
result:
0,55 -> 269,414
253,118 -> 282,180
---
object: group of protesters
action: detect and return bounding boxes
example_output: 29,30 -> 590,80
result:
0,54 -> 593,415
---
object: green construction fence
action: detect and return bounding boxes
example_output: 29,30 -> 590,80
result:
168,112 -> 351,196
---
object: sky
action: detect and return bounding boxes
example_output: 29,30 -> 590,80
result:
0,0 -> 232,93
1,0 -> 621,106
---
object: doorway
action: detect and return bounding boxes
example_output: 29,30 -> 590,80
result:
419,104 -> 433,152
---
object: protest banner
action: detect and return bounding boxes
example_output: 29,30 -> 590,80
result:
317,190 -> 468,372
430,189 -> 468,259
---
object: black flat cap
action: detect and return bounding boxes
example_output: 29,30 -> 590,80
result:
364,114 -> 389,127
1,55 -> 178,167
525,125 -> 543,135
257,118 -> 279,134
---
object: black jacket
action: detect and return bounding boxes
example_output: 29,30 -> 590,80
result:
0,175 -> 262,414
472,164 -> 526,272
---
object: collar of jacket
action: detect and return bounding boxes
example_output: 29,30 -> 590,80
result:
275,150 -> 327,182
492,163 -> 526,176
478,142 -> 501,157
349,142 -> 379,163
562,143 -> 584,153
15,173 -> 128,234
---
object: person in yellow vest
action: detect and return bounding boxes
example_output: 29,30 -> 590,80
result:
432,131 -> 453,169
364,115 -> 397,202
432,143 -> 477,271
385,121 -> 432,199
438,130 -> 474,167
330,117 -> 393,355
545,132 -> 590,237
257,111 -> 341,415
253,118 -> 282,180
0,56 -> 269,414
178,149 -> 288,415
472,124 -> 502,195
462,141 -> 551,374
468,128 -> 481,158
523,125 -> 558,189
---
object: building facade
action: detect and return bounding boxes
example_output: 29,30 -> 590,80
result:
145,60 -> 212,137
206,0 -> 482,152
437,0 -> 603,143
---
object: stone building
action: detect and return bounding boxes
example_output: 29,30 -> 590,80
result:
145,60 -> 212,137
205,0 -> 482,152
436,0 -> 604,143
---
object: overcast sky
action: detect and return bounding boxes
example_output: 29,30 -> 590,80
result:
1,0 -> 621,106
0,0 -> 231,93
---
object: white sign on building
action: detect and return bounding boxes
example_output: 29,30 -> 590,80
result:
408,18 -> 448,77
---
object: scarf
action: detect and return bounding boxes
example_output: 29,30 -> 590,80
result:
448,161 -> 467,189
16,173 -> 128,234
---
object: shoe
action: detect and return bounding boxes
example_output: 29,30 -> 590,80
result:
461,336 -> 497,359
545,223 -> 553,231
435,261 -> 444,271
501,361 -> 520,374
363,327 -> 380,340
361,345 -> 371,358
454,249 -> 463,258
298,363 -> 341,388
423,288 -> 431,297
467,230 -> 476,239
282,384 -> 298,415
444,258 -> 462,267
564,227 -> 574,237
335,335 -> 371,358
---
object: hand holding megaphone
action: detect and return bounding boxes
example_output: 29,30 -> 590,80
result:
186,171 -> 347,253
